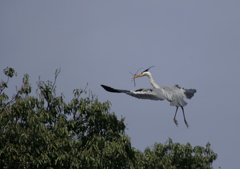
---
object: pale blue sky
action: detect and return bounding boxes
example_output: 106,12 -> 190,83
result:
1,1 -> 240,168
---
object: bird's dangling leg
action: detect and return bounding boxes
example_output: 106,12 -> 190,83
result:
173,106 -> 179,126
180,106 -> 189,128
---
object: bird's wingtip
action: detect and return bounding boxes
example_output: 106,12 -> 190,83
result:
101,84 -> 107,89
100,84 -> 122,93
100,84 -> 111,91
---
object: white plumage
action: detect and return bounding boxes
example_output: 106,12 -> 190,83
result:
101,67 -> 196,128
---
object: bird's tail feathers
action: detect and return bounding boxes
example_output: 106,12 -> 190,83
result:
184,89 -> 197,99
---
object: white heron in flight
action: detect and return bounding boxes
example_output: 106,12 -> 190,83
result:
101,67 -> 196,128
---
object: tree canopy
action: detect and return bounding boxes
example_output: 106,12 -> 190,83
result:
0,67 -> 217,169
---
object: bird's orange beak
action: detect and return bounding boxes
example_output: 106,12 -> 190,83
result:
132,74 -> 141,79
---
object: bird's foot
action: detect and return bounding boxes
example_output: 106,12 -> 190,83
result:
174,119 -> 178,126
185,121 -> 189,128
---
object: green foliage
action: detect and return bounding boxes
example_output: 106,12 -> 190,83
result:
0,68 -> 134,169
0,67 -> 218,169
0,67 -> 17,107
139,139 -> 218,169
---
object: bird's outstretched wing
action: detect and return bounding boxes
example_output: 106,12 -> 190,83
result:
101,85 -> 166,101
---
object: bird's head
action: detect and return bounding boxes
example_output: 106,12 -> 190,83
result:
132,66 -> 154,79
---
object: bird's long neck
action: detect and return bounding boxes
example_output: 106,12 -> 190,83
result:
147,73 -> 160,88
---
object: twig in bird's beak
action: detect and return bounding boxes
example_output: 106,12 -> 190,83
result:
132,74 -> 141,79
129,67 -> 143,87
129,66 -> 155,87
